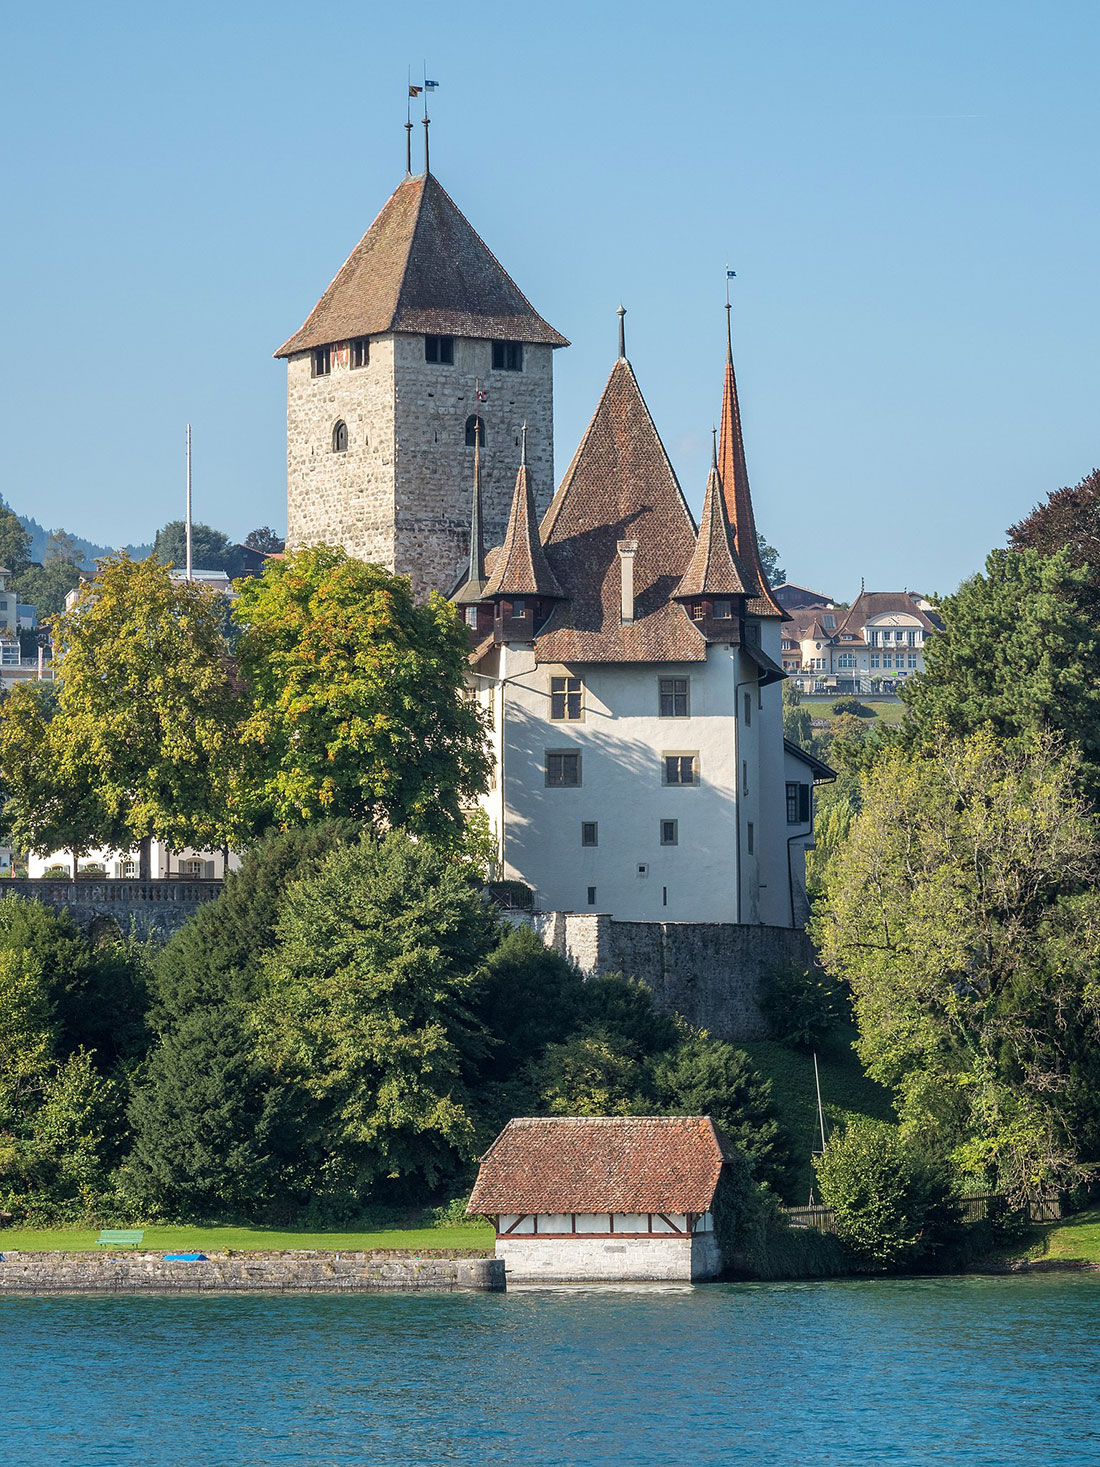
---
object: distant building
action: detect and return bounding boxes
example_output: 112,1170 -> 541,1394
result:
772,582 -> 836,614
26,842 -> 235,881
467,1116 -> 734,1282
781,588 -> 943,693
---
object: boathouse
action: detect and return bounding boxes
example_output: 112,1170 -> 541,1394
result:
467,1116 -> 733,1281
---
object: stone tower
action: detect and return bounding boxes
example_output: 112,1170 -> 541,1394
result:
276,170 -> 568,599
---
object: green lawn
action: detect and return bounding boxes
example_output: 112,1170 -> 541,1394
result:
741,1029 -> 896,1204
0,1223 -> 495,1254
1023,1209 -> 1100,1264
805,697 -> 907,728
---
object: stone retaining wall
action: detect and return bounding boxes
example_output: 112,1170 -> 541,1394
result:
0,1250 -> 504,1293
1,880 -> 223,938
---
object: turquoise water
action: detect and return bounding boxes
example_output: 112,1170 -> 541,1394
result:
4,1275 -> 1099,1465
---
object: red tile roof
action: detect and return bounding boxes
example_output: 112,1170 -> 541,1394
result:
467,1116 -> 734,1215
837,591 -> 943,636
718,314 -> 786,619
532,357 -> 707,664
482,436 -> 564,600
675,449 -> 750,599
276,173 -> 568,357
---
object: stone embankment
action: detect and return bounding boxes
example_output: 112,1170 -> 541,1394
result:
0,1249 -> 504,1293
3,879 -> 223,938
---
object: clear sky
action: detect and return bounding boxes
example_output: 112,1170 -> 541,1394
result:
3,0 -> 1098,597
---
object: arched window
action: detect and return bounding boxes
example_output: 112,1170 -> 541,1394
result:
465,414 -> 485,449
332,420 -> 348,453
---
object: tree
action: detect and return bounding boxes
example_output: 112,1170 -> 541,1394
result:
900,548 -> 1100,799
252,833 -> 500,1215
758,534 -> 785,588
244,527 -> 285,555
45,529 -> 80,565
125,822 -> 359,1219
234,547 -> 491,843
0,500 -> 32,578
154,520 -> 245,578
814,1120 -> 959,1270
1008,466 -> 1100,577
782,681 -> 814,748
15,558 -> 81,618
12,554 -> 253,873
813,729 -> 1100,1201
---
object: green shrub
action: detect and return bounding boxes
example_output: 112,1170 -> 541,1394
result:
713,1154 -> 850,1280
760,961 -> 848,1048
831,698 -> 874,717
814,1119 -> 960,1270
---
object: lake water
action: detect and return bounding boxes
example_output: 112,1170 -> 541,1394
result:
4,1274 -> 1099,1466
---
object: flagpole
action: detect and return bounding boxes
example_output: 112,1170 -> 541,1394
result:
185,423 -> 193,583
405,68 -> 413,174
422,61 -> 430,173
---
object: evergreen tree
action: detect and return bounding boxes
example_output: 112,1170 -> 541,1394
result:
0,500 -> 32,578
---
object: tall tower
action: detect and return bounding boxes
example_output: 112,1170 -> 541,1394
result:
276,170 -> 568,599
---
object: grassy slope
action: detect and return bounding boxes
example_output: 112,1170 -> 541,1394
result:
0,1223 -> 494,1254
1023,1209 -> 1100,1264
741,1028 -> 896,1204
805,697 -> 907,729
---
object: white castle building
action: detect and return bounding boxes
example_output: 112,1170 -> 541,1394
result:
280,159 -> 831,930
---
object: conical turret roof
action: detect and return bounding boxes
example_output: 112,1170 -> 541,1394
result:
675,441 -> 750,600
276,173 -> 568,357
718,311 -> 785,618
482,435 -> 564,600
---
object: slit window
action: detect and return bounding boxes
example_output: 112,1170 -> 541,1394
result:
311,346 -> 331,377
465,414 -> 486,448
587,886 -> 597,906
743,692 -> 752,725
425,334 -> 454,364
660,819 -> 678,846
546,751 -> 581,787
551,676 -> 582,721
350,337 -> 369,369
492,340 -> 524,371
581,821 -> 598,847
332,420 -> 348,453
747,822 -> 755,854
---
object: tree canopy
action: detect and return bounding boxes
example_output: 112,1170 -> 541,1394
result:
234,546 -> 491,843
154,520 -> 246,578
0,500 -> 32,578
1008,467 -> 1100,574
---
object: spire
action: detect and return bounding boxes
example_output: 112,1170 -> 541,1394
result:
617,304 -> 627,360
453,417 -> 486,605
482,433 -> 564,601
718,298 -> 785,618
675,428 -> 749,601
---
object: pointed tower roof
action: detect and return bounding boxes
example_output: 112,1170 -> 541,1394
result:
718,307 -> 785,618
532,353 -> 705,663
482,430 -> 564,600
276,173 -> 568,357
452,426 -> 487,605
675,435 -> 750,600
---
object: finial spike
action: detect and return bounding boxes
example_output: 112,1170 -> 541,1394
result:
521,422 -> 528,466
711,426 -> 718,469
617,304 -> 626,360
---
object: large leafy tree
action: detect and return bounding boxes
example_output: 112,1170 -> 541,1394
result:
900,548 -> 1100,799
1,554 -> 253,874
154,520 -> 245,578
252,832 -> 499,1215
234,547 -> 490,843
1008,467 -> 1100,574
0,500 -> 32,578
814,728 -> 1100,1201
243,527 -> 285,555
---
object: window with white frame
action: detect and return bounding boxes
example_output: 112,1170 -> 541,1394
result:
550,676 -> 583,721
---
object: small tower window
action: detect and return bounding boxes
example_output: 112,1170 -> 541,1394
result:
425,334 -> 454,364
492,340 -> 524,371
465,415 -> 486,448
351,337 -> 369,369
332,420 -> 348,453
311,346 -> 331,377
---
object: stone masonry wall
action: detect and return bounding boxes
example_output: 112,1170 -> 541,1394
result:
3,879 -> 222,939
0,1251 -> 504,1293
497,1233 -> 720,1283
534,914 -> 816,1041
286,332 -> 555,601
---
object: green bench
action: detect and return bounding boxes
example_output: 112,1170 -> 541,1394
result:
96,1229 -> 144,1248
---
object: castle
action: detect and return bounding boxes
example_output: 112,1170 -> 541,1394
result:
278,157 -> 830,935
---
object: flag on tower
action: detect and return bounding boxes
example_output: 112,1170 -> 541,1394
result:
409,84 -> 423,97
424,78 -> 439,90
726,269 -> 736,278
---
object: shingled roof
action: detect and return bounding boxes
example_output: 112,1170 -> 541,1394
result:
276,172 -> 568,358
837,590 -> 943,637
467,1116 -> 734,1216
481,432 -> 563,600
718,311 -> 785,619
531,356 -> 707,664
675,440 -> 750,599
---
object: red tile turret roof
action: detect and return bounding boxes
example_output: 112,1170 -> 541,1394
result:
467,1116 -> 734,1215
675,447 -> 750,599
276,173 -> 568,358
481,437 -> 563,600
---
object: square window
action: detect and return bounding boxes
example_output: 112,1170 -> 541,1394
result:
713,599 -> 732,619
663,754 -> 697,786
587,886 -> 597,906
883,653 -> 893,668
659,677 -> 689,717
636,863 -> 649,878
908,654 -> 918,668
546,751 -> 581,787
492,340 -> 524,371
351,337 -> 369,369
660,819 -> 678,846
311,346 -> 331,377
747,821 -> 755,854
550,676 -> 583,721
581,821 -> 598,847
425,334 -> 454,364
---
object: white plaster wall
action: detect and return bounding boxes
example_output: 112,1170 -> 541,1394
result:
756,618 -> 790,927
497,1233 -> 721,1282
28,842 -> 239,879
487,642 -> 743,923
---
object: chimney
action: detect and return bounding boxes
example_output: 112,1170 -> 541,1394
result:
617,540 -> 638,624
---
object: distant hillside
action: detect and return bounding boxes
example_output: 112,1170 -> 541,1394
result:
17,512 -> 152,571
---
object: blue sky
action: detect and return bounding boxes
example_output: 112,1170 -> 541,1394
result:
3,0 -> 1097,597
